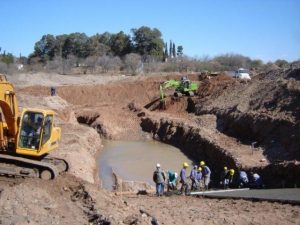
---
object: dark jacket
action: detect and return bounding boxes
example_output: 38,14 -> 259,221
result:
153,168 -> 166,184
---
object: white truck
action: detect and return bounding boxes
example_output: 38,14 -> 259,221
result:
234,68 -> 251,80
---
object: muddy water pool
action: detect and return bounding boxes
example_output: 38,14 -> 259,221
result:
98,140 -> 194,190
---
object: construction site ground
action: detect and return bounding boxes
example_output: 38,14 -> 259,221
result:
0,69 -> 300,225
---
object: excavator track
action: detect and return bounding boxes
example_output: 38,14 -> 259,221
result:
0,154 -> 68,180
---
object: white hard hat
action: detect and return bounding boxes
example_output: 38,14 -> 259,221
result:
156,163 -> 161,168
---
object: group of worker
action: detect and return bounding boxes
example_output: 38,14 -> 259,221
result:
153,160 -> 211,196
220,167 -> 263,189
153,161 -> 263,197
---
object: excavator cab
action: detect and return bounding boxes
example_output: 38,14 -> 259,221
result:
16,109 -> 61,157
19,112 -> 44,150
180,76 -> 191,89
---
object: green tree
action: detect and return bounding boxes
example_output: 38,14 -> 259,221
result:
55,34 -> 68,57
0,52 -> 14,64
61,33 -> 91,59
274,59 -> 289,68
131,26 -> 164,59
169,40 -> 172,57
89,34 -> 110,56
164,42 -> 168,60
109,31 -> 132,56
98,32 -> 112,46
214,54 -> 251,70
177,45 -> 183,57
62,37 -> 73,59
172,43 -> 176,58
33,34 -> 56,61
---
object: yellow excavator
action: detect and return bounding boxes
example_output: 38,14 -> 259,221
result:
0,74 -> 68,179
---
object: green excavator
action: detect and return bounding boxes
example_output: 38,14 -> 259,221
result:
159,76 -> 198,109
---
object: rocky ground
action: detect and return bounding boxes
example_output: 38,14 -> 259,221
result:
0,68 -> 299,224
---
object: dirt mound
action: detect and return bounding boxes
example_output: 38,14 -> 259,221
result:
191,70 -> 300,161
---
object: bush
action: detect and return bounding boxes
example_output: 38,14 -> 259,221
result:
124,53 -> 142,75
97,56 -> 122,73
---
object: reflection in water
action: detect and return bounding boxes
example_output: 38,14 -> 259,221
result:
98,140 -> 194,190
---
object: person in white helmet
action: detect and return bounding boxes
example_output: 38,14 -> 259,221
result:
153,163 -> 166,196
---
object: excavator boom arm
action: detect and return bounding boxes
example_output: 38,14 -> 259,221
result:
159,80 -> 180,101
0,75 -> 19,138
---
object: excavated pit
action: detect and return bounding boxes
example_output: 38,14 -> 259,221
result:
18,71 -> 300,189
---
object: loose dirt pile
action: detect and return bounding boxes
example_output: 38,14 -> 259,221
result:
0,69 -> 299,224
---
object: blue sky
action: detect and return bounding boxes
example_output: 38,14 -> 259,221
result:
1,0 -> 299,62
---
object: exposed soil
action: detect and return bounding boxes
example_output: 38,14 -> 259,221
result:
0,68 -> 299,225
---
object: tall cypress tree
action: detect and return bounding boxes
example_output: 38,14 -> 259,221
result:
164,42 -> 168,59
172,43 -> 176,58
169,40 -> 172,58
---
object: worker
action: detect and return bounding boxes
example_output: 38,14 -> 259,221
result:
195,167 -> 203,190
220,166 -> 229,189
200,161 -> 211,190
30,116 -> 43,148
22,114 -> 43,148
225,169 -> 235,189
249,172 -> 262,189
167,170 -> 177,191
190,165 -> 198,191
179,162 -> 189,195
50,87 -> 56,96
153,163 -> 166,196
180,76 -> 191,88
238,170 -> 249,188
33,117 -> 43,134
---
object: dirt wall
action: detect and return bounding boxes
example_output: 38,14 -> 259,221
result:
213,110 -> 300,161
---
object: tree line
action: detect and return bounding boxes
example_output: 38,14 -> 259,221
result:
29,26 -> 182,64
0,25 -> 295,75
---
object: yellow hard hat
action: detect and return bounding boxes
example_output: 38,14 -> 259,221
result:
198,167 -> 202,171
183,162 -> 189,168
200,161 -> 205,166
224,166 -> 228,170
229,169 -> 235,175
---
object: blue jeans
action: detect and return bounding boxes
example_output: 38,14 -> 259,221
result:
156,183 -> 164,196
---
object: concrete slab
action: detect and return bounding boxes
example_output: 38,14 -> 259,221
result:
191,188 -> 300,204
